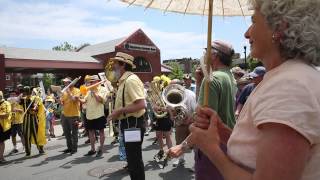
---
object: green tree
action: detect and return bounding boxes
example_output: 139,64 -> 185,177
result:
167,62 -> 184,80
42,73 -> 54,91
52,42 -> 77,51
247,55 -> 263,71
21,76 -> 30,86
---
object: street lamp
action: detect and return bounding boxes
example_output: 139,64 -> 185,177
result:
243,45 -> 247,69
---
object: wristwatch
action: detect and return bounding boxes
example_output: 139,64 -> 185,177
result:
181,140 -> 191,152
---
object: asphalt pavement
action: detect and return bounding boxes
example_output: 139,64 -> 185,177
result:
1,123 -> 195,180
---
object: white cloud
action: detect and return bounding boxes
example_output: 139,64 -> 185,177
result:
0,0 -> 206,60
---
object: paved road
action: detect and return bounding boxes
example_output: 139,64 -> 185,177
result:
1,124 -> 195,180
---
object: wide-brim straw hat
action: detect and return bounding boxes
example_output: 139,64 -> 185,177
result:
88,75 -> 100,82
110,52 -> 136,69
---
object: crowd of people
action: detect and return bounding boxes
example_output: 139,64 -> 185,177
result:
1,1 -> 320,180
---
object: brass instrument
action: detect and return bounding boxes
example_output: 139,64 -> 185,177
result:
104,60 -> 117,83
107,91 -> 115,137
79,80 -> 106,96
147,80 -> 168,118
162,84 -> 188,126
61,76 -> 81,93
104,61 -> 118,137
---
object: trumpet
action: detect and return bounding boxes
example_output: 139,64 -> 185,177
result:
79,80 -> 106,96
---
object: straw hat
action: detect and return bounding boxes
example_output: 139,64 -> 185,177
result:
88,75 -> 100,82
84,75 -> 91,83
110,52 -> 136,69
45,95 -> 55,102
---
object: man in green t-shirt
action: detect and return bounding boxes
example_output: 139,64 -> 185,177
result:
168,40 -> 236,180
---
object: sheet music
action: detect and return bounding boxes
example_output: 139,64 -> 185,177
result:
98,72 -> 113,92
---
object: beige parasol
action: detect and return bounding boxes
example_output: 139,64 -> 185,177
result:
119,0 -> 253,105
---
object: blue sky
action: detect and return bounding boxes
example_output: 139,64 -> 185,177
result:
0,0 -> 251,60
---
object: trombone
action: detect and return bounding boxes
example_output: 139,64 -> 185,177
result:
61,76 -> 81,94
79,80 -> 107,96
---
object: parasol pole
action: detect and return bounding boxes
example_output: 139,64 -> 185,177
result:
203,0 -> 213,106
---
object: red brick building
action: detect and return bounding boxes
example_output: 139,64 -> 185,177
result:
0,29 -> 165,91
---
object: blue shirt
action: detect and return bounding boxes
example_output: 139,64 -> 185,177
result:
238,83 -> 256,105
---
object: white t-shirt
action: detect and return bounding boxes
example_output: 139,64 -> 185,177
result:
184,88 -> 196,116
227,59 -> 320,179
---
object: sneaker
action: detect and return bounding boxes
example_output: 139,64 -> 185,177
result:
154,150 -> 164,162
96,149 -> 103,157
173,158 -> 185,167
71,149 -> 77,154
111,138 -> 118,145
152,139 -> 157,145
84,139 -> 90,144
62,149 -> 72,154
25,153 -> 31,157
0,158 -> 7,164
39,148 -> 45,155
123,164 -> 128,170
84,150 -> 96,156
11,149 -> 19,154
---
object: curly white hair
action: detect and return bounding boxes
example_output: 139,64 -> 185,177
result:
250,0 -> 320,66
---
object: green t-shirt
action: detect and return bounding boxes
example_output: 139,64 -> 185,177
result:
198,68 -> 237,129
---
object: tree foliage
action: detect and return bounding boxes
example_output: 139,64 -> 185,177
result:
52,42 -> 77,51
42,73 -> 55,91
167,62 -> 184,80
247,55 -> 263,71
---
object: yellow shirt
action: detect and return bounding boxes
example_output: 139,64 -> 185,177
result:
114,72 -> 145,120
61,88 -> 80,117
85,85 -> 108,120
0,100 -> 12,132
11,102 -> 23,124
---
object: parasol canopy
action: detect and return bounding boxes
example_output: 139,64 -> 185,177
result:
119,0 -> 253,106
119,0 -> 253,16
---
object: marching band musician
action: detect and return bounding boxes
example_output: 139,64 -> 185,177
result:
8,90 -> 25,154
44,95 -> 56,141
80,75 -> 94,144
167,79 -> 197,167
107,52 -> 146,180
21,86 -> 46,157
60,77 -> 81,154
82,75 -> 108,157
0,90 -> 12,163
151,76 -> 174,162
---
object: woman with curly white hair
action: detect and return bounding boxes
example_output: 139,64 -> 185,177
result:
188,0 -> 320,179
